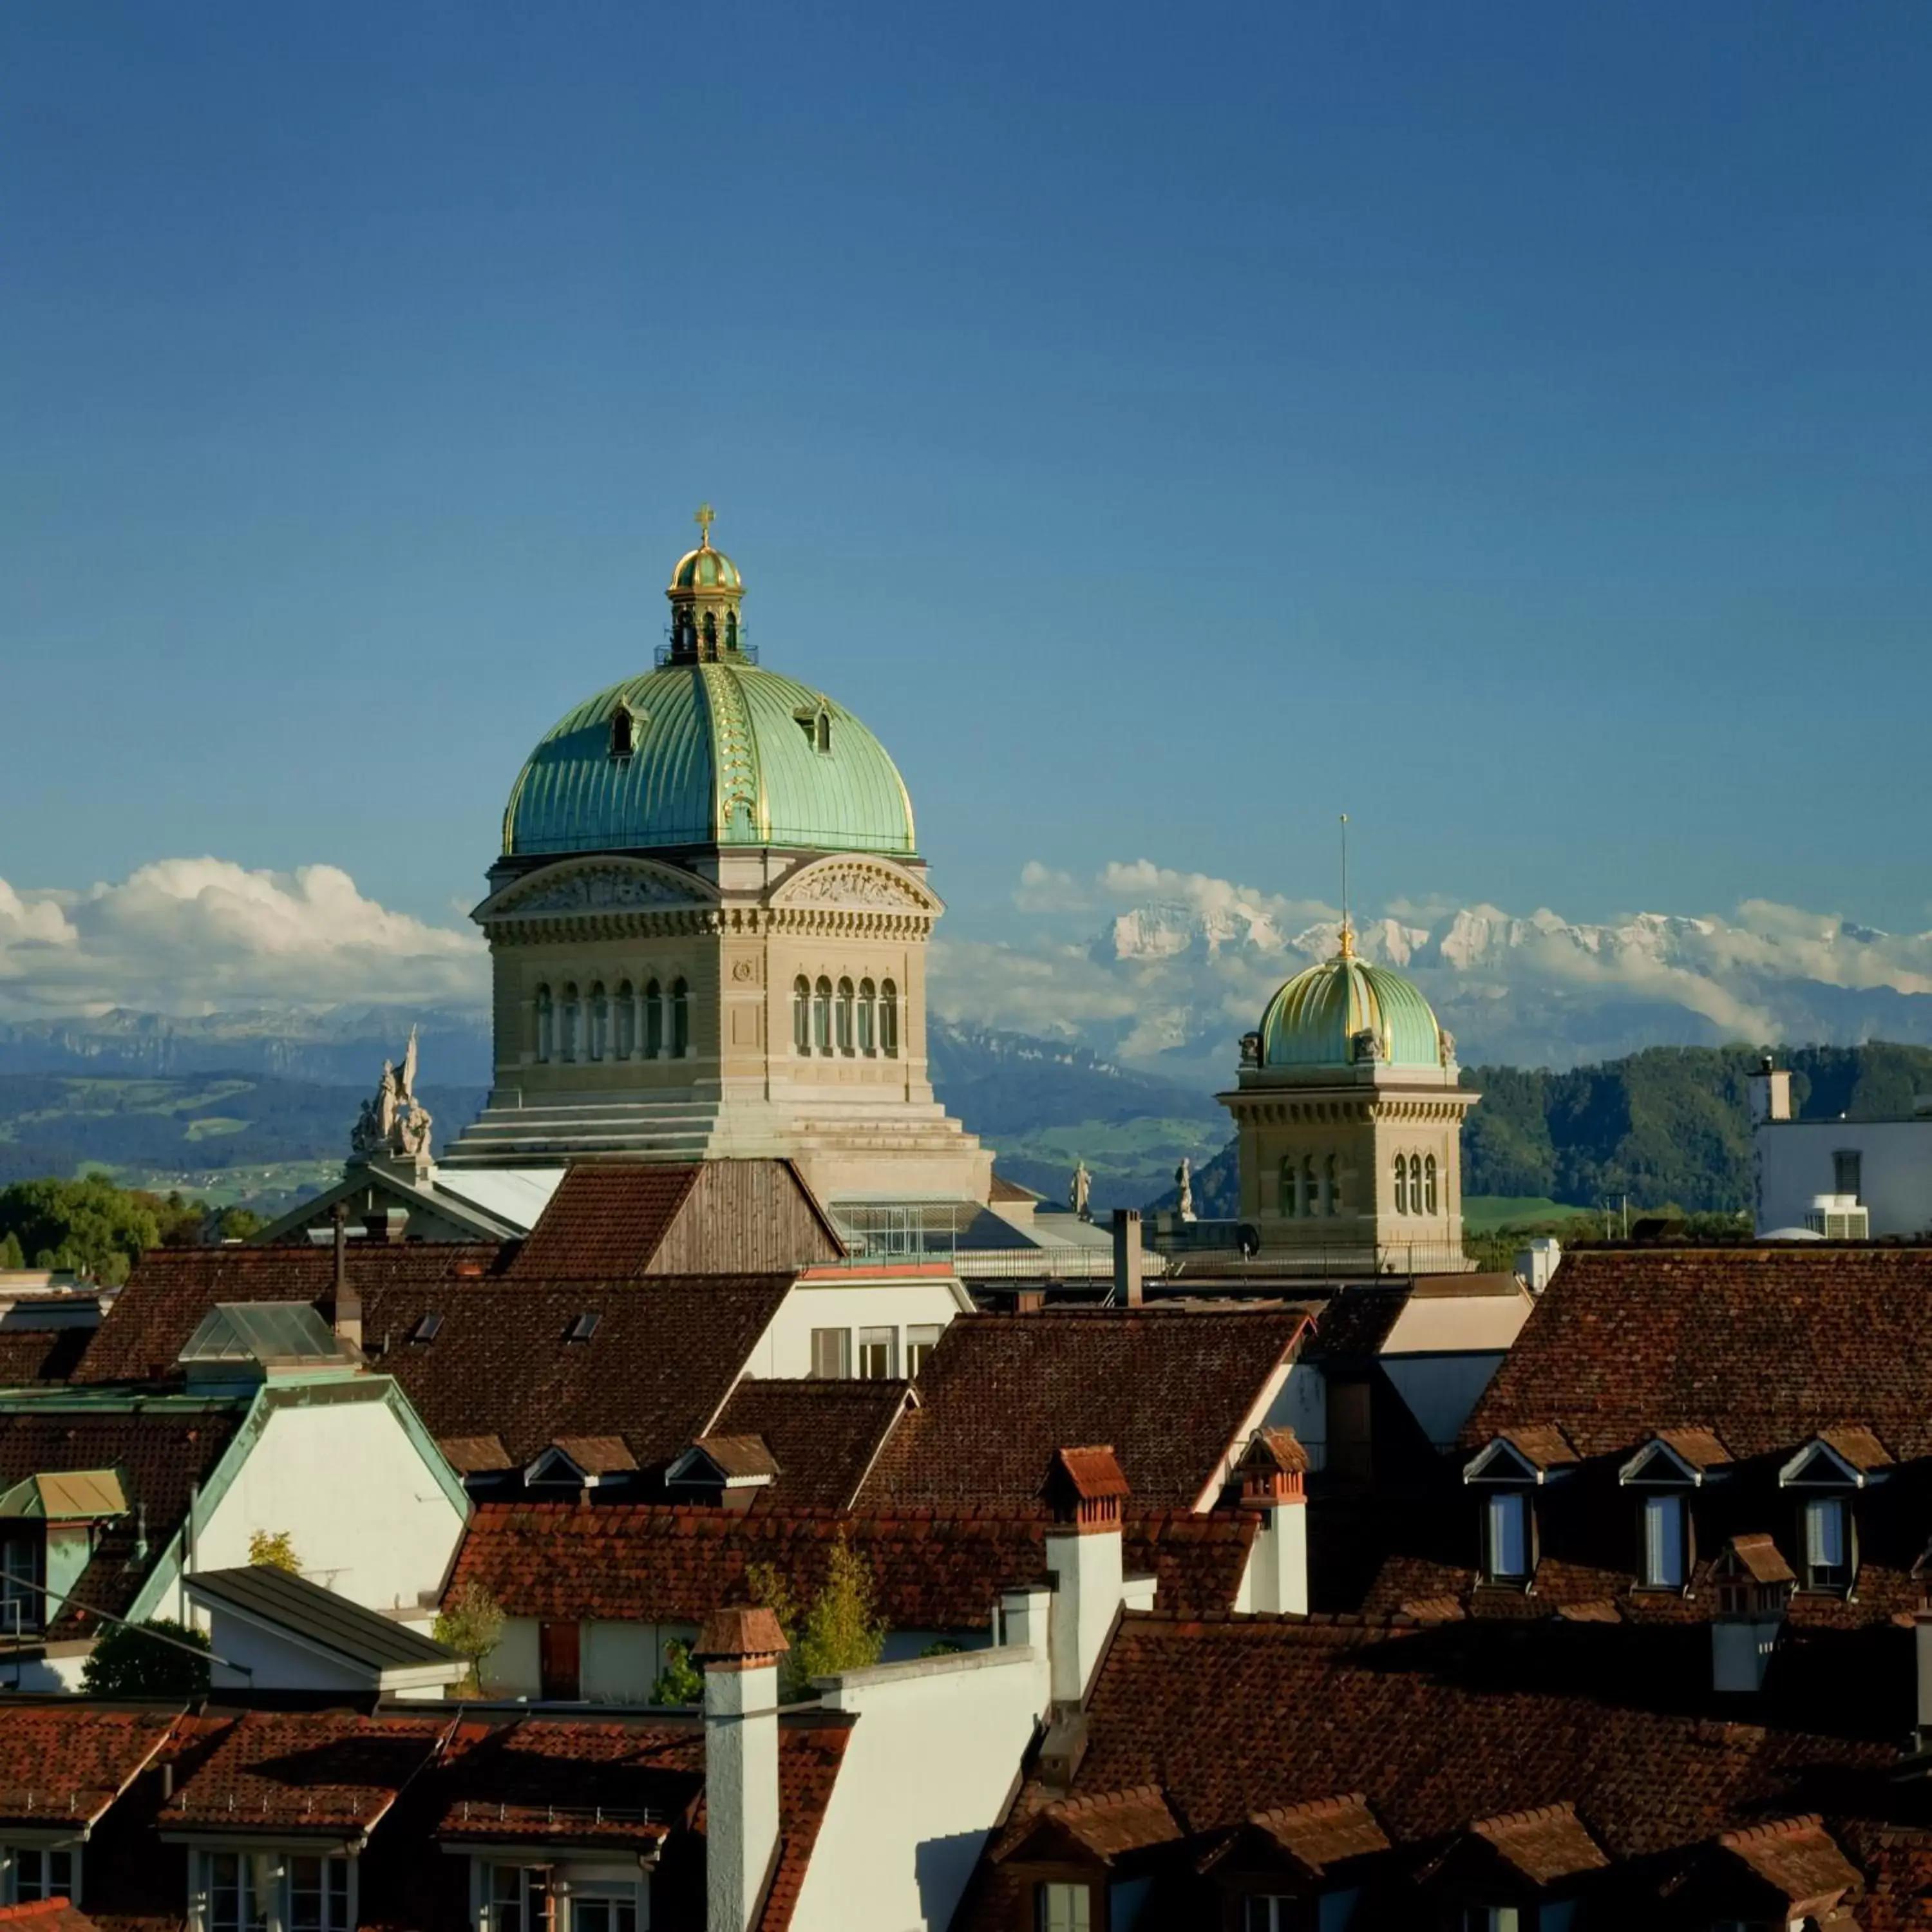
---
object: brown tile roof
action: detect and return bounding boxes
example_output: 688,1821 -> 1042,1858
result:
987,1174 -> 1040,1204
1044,1445 -> 1131,1507
446,1503 -> 1258,1632
549,1435 -> 638,1475
1817,1425 -> 1894,1472
0,1408 -> 239,1631
0,1703 -> 180,1828
0,1327 -> 94,1386
696,1606 -> 789,1662
1247,1793 -> 1389,1873
437,1434 -> 512,1474
1463,1245 -> 1932,1461
1653,1426 -> 1734,1472
0,1903 -> 102,1932
1719,1814 -> 1862,1915
756,1721 -> 852,1932
84,1254 -> 796,1470
859,1307 -> 1308,1512
1240,1427 -> 1309,1477
705,1378 -> 913,1510
1470,1802 -> 1610,1884
689,1434 -> 782,1481
1719,1533 -> 1798,1588
503,1165 -> 699,1278
1497,1425 -> 1580,1470
1300,1287 -> 1410,1361
79,1245 -> 510,1384
1002,1786 -> 1184,1864
434,1718 -> 699,1848
162,1709 -> 451,1835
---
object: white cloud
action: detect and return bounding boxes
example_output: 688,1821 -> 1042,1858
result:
0,858 -> 486,1019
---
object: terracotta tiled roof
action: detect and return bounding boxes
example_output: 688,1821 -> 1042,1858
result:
437,1434 -> 512,1473
1044,1445 -> 1130,1506
434,1718 -> 699,1848
756,1720 -> 852,1931
1470,1802 -> 1610,1884
999,1785 -> 1182,1864
1718,1814 -> 1862,1915
1718,1533 -> 1798,1587
1464,1246 -> 1932,1461
78,1245 -> 509,1384
1817,1425 -> 1894,1472
859,1307 -> 1308,1511
84,1255 -> 795,1469
1497,1425 -> 1580,1470
0,1703 -> 180,1827
1239,1427 -> 1309,1477
0,1408 -> 238,1631
705,1378 -> 913,1510
0,1327 -> 93,1386
0,1902 -> 102,1932
1652,1427 -> 1734,1471
547,1436 -> 638,1475
1300,1287 -> 1410,1361
688,1434 -> 781,1481
1247,1793 -> 1389,1872
447,1503 -> 1258,1632
162,1710 -> 451,1833
696,1606 -> 788,1662
503,1166 -> 699,1278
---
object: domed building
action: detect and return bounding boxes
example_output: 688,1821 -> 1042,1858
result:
441,513 -> 992,1206
1220,926 -> 1477,1268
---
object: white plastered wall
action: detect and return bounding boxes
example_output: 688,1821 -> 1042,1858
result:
1756,1117 -> 1932,1236
741,1279 -> 967,1378
791,1645 -> 1050,1932
194,1394 -> 467,1613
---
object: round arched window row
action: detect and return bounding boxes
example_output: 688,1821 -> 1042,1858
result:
531,975 -> 697,1063
879,980 -> 900,1058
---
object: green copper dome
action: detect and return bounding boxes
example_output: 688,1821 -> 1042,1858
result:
1258,942 -> 1447,1071
670,544 -> 743,592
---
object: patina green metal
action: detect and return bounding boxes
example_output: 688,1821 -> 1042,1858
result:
504,659 -> 917,858
1259,954 -> 1444,1070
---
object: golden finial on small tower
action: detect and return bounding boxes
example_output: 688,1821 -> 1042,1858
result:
694,502 -> 717,549
1336,813 -> 1356,960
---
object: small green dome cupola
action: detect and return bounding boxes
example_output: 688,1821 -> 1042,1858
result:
502,509 -> 917,860
1256,925 -> 1452,1072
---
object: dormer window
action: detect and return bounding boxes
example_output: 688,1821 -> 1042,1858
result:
1801,1496 -> 1850,1591
608,705 -> 638,760
1482,1492 -> 1531,1585
1640,1492 -> 1687,1590
1618,1434 -> 1721,1593
1464,1431 -> 1574,1589
1777,1432 -> 1884,1596
795,704 -> 833,754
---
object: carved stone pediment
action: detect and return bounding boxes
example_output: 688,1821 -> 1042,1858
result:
769,857 -> 942,914
474,858 -> 715,923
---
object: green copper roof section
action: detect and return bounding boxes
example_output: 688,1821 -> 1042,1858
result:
1258,954 -> 1445,1070
504,660 -> 916,858
671,544 -> 743,591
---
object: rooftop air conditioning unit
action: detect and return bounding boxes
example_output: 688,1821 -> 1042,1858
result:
1804,1193 -> 1869,1239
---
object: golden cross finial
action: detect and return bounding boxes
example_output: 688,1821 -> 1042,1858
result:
694,502 -> 716,549
1337,813 -> 1355,960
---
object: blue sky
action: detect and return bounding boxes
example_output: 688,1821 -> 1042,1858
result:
5,2 -> 1931,946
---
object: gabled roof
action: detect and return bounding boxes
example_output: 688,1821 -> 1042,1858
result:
1712,1533 -> 1796,1588
1464,1428 -> 1578,1484
1618,1430 -> 1733,1484
1779,1428 -> 1893,1486
446,1504 -> 1258,1632
83,1255 -> 797,1470
162,1710 -> 451,1837
504,1164 -> 699,1276
0,1701 -> 181,1828
0,1327 -> 94,1387
178,1302 -> 354,1370
858,1307 -> 1309,1512
1245,1793 -> 1389,1874
1468,1803 -> 1609,1885
437,1434 -> 513,1474
702,1378 -> 914,1510
1463,1245 -> 1932,1459
184,1566 -> 462,1680
543,1436 -> 639,1477
1043,1446 -> 1131,1509
996,1786 -> 1182,1866
1716,1814 -> 1862,1917
676,1434 -> 782,1484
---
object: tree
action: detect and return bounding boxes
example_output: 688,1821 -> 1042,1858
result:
433,1581 -> 506,1696
0,1231 -> 23,1270
248,1530 -> 301,1573
744,1539 -> 886,1695
0,1178 -> 162,1283
80,1618 -> 210,1698
649,1639 -> 704,1707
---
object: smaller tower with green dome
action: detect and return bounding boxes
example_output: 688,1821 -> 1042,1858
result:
1221,920 -> 1478,1270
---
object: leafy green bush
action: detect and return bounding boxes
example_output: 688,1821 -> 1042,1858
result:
80,1618 -> 210,1698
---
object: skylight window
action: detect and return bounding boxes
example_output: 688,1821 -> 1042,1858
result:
410,1312 -> 443,1345
567,1311 -> 601,1343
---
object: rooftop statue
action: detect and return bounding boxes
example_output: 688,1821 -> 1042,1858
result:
1176,1157 -> 1195,1223
350,1027 -> 434,1164
1070,1160 -> 1092,1224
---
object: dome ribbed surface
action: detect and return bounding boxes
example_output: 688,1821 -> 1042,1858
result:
1258,956 -> 1444,1070
503,661 -> 915,858
670,546 -> 743,591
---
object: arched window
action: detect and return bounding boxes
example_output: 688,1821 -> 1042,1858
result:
616,981 -> 636,1059
645,979 -> 664,1060
816,712 -> 831,753
703,611 -> 718,650
836,978 -> 855,1054
857,979 -> 876,1054
560,983 -> 581,1064
535,985 -> 553,1064
793,976 -> 811,1056
1327,1153 -> 1341,1217
671,978 -> 690,1057
609,708 -> 635,759
1278,1156 -> 1296,1218
1304,1156 -> 1319,1218
726,610 -> 739,650
1393,1153 -> 1408,1215
813,977 -> 833,1054
1424,1153 -> 1439,1216
588,982 -> 608,1062
1410,1154 -> 1424,1214
879,980 -> 900,1057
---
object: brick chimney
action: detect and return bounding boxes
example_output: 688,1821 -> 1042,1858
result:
322,1205 -> 363,1352
1112,1208 -> 1144,1308
695,1605 -> 789,1932
1709,1535 -> 1794,1694
1041,1446 -> 1130,1707
1233,1427 -> 1309,1615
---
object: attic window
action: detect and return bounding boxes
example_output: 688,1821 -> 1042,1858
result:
609,706 -> 639,761
567,1311 -> 601,1343
794,705 -> 833,754
1481,1491 -> 1531,1586
410,1312 -> 443,1345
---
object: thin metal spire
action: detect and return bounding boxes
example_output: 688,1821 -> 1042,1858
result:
1338,813 -> 1354,960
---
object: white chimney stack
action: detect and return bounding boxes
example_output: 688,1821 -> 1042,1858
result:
1709,1535 -> 1793,1695
1233,1428 -> 1310,1616
697,1605 -> 789,1932
1748,1055 -> 1792,1125
1041,1446 -> 1130,1706
1112,1209 -> 1144,1309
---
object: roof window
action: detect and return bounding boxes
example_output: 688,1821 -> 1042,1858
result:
567,1311 -> 601,1343
410,1312 -> 443,1345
